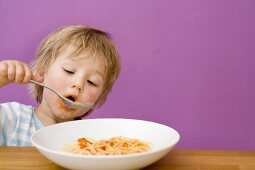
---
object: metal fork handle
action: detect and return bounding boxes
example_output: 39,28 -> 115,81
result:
30,80 -> 61,98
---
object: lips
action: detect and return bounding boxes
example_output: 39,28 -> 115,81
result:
56,98 -> 77,112
57,94 -> 78,111
64,94 -> 78,103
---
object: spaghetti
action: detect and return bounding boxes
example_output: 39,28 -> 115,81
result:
63,136 -> 150,155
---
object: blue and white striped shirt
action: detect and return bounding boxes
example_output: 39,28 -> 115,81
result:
0,102 -> 44,146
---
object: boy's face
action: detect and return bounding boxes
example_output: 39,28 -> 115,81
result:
40,43 -> 105,121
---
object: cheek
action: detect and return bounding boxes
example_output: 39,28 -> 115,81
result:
47,76 -> 68,90
82,88 -> 103,102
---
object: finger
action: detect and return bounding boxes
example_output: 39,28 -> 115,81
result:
7,62 -> 16,81
21,64 -> 33,83
0,61 -> 8,77
33,72 -> 44,83
14,63 -> 26,83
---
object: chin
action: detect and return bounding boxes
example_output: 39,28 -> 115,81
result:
55,111 -> 77,120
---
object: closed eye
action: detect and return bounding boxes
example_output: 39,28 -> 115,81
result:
88,80 -> 96,87
63,68 -> 74,74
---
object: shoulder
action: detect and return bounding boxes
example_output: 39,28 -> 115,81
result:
0,102 -> 33,119
0,102 -> 33,111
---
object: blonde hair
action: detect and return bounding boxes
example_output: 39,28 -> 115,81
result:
31,25 -> 120,107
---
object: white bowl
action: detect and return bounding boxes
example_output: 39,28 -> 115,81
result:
31,118 -> 180,170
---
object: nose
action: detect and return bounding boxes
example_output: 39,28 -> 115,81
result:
72,83 -> 82,91
71,79 -> 84,92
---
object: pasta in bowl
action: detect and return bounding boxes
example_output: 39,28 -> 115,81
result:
31,118 -> 180,170
63,136 -> 151,155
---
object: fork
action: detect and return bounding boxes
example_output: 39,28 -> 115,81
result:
30,80 -> 93,109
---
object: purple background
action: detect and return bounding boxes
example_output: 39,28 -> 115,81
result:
1,0 -> 255,150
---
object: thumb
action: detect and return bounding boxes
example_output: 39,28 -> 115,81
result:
32,74 -> 44,83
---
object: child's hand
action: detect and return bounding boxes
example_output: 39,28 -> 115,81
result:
0,60 -> 33,87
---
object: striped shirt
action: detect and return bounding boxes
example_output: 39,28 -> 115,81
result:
0,102 -> 44,146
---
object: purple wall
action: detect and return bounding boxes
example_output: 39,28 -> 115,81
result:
1,0 -> 255,150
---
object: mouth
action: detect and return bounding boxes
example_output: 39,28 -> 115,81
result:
57,95 -> 78,111
65,95 -> 76,103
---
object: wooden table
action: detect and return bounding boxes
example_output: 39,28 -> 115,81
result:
0,147 -> 255,170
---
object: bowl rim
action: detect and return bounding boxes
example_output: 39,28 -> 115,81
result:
31,118 -> 180,159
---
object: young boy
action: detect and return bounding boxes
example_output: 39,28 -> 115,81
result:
0,25 -> 120,146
